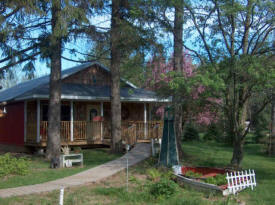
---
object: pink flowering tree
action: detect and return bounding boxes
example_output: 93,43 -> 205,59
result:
146,51 -> 221,127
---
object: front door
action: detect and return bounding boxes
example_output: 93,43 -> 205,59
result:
86,104 -> 101,141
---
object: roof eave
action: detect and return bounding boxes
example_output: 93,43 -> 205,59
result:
14,94 -> 171,103
0,61 -> 139,103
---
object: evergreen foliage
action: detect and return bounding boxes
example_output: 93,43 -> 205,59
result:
204,124 -> 224,142
183,124 -> 200,141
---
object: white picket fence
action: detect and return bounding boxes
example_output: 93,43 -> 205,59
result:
172,166 -> 257,195
226,169 -> 256,194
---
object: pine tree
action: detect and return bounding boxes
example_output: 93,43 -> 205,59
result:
45,0 -> 62,164
110,0 -> 123,152
268,31 -> 275,156
109,0 -> 159,152
0,0 -> 41,77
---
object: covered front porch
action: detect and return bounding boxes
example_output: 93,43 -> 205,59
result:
24,100 -> 163,147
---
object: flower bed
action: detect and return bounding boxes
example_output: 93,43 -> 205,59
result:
173,166 -> 233,195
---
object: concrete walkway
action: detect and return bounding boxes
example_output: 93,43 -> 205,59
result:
0,143 -> 151,198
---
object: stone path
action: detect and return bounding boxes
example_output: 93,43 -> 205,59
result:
0,143 -> 151,198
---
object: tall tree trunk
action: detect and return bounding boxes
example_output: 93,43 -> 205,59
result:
230,0 -> 253,167
173,1 -> 184,160
231,138 -> 245,168
110,0 -> 122,152
230,99 -> 248,168
268,31 -> 275,155
269,94 -> 275,155
46,0 -> 62,166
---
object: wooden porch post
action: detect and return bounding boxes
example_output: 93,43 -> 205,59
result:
144,103 -> 147,139
24,101 -> 27,142
149,103 -> 152,121
70,101 -> 74,142
36,99 -> 40,143
100,102 -> 104,141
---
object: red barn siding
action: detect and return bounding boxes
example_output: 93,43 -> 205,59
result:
0,102 -> 24,146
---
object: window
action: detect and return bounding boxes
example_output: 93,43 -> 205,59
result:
92,75 -> 96,84
61,105 -> 70,121
89,109 -> 98,121
42,105 -> 48,121
41,104 -> 71,121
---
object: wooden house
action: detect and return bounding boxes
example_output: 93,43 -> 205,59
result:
0,62 -> 169,150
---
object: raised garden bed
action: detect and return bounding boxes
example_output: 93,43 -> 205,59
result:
173,166 -> 254,196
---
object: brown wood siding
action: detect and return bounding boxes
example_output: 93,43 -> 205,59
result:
26,101 -> 147,124
26,101 -> 37,142
62,65 -> 111,86
102,102 -> 145,122
74,102 -> 101,121
122,103 -> 144,121
74,102 -> 86,121
103,102 -> 111,121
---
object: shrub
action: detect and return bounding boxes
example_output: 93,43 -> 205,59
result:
183,124 -> 199,141
204,174 -> 227,186
254,130 -> 268,144
204,124 -> 217,141
161,169 -> 176,181
147,168 -> 162,182
147,167 -> 176,182
148,178 -> 179,199
184,171 -> 203,178
0,153 -> 30,177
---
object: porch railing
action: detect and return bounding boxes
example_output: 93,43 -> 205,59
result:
41,121 -> 72,142
121,121 -> 163,143
29,120 -> 163,145
73,121 -> 87,141
26,122 -> 37,143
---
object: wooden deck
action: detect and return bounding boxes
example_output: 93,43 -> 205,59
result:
25,120 -> 163,147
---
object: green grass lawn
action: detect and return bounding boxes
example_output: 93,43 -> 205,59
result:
0,142 -> 274,205
182,142 -> 275,205
0,148 -> 121,189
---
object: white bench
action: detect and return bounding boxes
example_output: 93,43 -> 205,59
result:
60,153 -> 83,168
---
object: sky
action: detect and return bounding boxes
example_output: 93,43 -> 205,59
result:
0,12 -> 112,86
28,5 -> 197,76
0,4 -> 197,88
35,10 -> 112,77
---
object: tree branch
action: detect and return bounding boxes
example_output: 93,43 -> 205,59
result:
251,27 -> 274,55
214,0 -> 231,55
0,44 -> 40,64
242,98 -> 272,140
185,3 -> 215,64
183,44 -> 205,65
0,52 -> 41,72
247,23 -> 269,54
2,7 -> 20,19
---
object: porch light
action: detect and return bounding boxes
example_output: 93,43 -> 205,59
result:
3,107 -> 6,114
